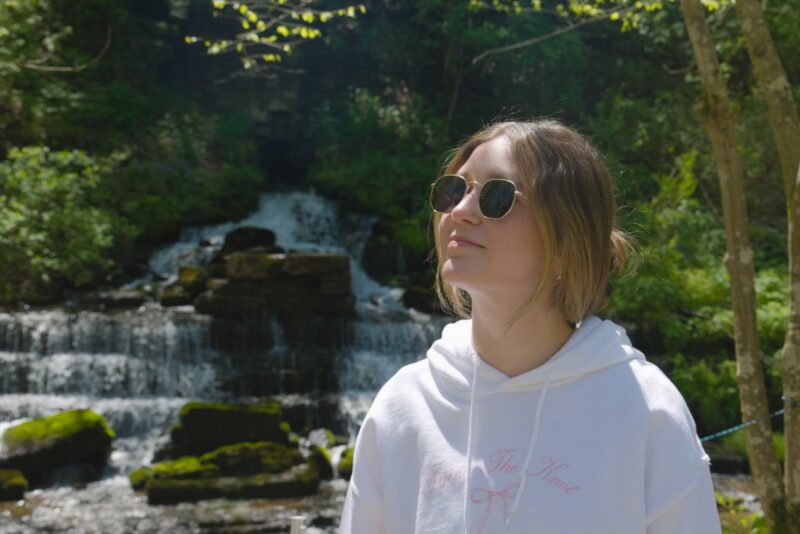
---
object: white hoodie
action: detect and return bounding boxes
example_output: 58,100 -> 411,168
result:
339,316 -> 722,533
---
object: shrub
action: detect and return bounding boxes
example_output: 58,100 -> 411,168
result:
308,87 -> 445,259
0,146 -> 130,304
669,356 -> 741,436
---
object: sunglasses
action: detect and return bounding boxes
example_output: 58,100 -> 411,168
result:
430,174 -> 524,220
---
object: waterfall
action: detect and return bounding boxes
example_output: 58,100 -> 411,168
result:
0,189 -> 448,532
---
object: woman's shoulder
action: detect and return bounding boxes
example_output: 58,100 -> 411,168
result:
624,357 -> 693,415
374,359 -> 430,399
622,357 -> 709,460
365,360 -> 429,410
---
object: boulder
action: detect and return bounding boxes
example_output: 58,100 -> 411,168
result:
282,253 -> 349,276
193,291 -> 268,318
207,254 -> 228,278
319,273 -> 351,296
194,251 -> 355,319
0,409 -> 115,486
308,446 -> 333,481
169,401 -> 291,457
226,253 -> 285,281
129,456 -> 219,491
146,462 -> 319,505
200,441 -> 303,476
160,284 -> 194,306
177,266 -> 209,293
0,469 -> 28,501
131,441 -> 305,492
161,267 -> 209,307
221,227 -> 277,254
338,447 -> 354,481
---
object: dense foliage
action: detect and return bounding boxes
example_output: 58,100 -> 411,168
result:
0,0 -> 797,438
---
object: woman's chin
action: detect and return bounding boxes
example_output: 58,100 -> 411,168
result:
440,265 -> 478,291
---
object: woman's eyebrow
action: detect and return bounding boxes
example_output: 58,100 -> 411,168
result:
462,170 -> 516,180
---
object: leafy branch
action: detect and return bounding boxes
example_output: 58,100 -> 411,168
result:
186,0 -> 367,75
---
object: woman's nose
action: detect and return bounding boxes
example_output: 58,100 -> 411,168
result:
450,186 -> 481,224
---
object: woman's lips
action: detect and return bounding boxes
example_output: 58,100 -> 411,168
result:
448,238 -> 482,248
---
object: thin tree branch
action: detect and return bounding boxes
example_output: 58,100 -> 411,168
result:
22,26 -> 112,73
472,5 -> 631,65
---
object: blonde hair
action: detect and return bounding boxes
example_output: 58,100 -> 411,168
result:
432,119 -> 636,324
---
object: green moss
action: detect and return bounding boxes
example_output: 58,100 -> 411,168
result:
2,409 -> 115,453
178,400 -> 281,420
338,447 -> 354,481
146,463 -> 319,505
151,456 -> 218,479
128,456 -> 219,491
131,441 -> 306,491
0,469 -> 29,500
200,441 -> 302,475
128,467 -> 153,491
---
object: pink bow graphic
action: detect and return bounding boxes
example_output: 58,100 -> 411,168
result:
469,483 -> 519,533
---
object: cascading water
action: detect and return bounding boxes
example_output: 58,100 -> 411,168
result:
0,190 -> 449,533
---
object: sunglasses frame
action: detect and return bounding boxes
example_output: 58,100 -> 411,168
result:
430,174 -> 525,220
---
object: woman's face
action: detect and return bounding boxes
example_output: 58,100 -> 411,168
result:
437,136 -> 548,301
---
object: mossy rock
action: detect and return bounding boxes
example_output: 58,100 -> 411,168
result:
170,401 -> 290,457
282,253 -> 349,276
0,469 -> 28,501
200,441 -> 303,476
177,266 -> 208,293
128,456 -> 220,491
160,283 -> 194,306
129,467 -> 154,491
338,447 -> 354,481
308,446 -> 333,481
130,441 -> 302,491
0,409 -> 114,486
146,462 -> 320,505
221,227 -> 277,255
226,253 -> 285,281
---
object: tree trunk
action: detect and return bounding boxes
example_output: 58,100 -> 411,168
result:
734,0 -> 800,202
785,160 -> 800,530
733,2 -> 800,527
679,0 -> 788,531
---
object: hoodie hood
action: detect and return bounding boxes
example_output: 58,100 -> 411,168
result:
427,315 -> 643,398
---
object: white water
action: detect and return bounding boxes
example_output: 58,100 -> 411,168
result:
0,189 -> 448,532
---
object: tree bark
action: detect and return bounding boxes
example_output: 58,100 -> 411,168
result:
679,0 -> 788,531
733,2 -> 800,526
734,0 -> 800,203
785,160 -> 800,530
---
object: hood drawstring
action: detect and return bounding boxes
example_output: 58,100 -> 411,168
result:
463,352 -> 553,532
464,352 -> 479,532
506,376 -> 552,529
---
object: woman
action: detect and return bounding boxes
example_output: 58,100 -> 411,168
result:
339,120 -> 721,533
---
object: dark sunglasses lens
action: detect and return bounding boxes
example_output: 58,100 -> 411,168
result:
431,175 -> 466,212
480,180 -> 516,218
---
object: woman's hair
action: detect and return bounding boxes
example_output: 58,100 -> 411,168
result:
432,119 -> 636,325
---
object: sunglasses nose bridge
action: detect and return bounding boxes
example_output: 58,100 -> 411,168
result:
450,178 -> 482,219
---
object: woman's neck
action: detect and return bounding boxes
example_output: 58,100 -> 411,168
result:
470,296 -> 575,378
